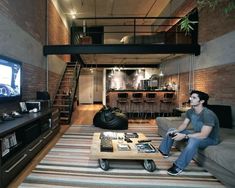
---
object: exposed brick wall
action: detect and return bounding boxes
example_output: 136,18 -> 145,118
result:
194,63 -> 235,105
0,0 -> 70,61
47,0 -> 70,62
198,1 -> 235,42
163,63 -> 235,107
22,63 -> 47,101
0,0 -> 46,44
48,71 -> 61,100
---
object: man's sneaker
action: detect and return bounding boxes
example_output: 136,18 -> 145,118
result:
157,148 -> 169,158
167,164 -> 183,176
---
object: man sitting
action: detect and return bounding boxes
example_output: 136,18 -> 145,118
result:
158,90 -> 220,175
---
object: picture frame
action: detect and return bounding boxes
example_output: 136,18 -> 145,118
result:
19,102 -> 28,113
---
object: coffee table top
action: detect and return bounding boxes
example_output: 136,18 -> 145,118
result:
90,132 -> 160,160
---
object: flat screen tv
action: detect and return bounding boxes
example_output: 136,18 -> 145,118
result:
0,55 -> 22,102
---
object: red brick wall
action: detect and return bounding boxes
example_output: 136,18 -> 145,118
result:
194,64 -> 235,105
163,63 -> 235,107
198,1 -> 235,42
22,63 -> 47,100
47,1 -> 70,62
48,71 -> 61,100
0,0 -> 70,65
0,0 -> 46,44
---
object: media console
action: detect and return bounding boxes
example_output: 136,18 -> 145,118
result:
0,108 -> 60,188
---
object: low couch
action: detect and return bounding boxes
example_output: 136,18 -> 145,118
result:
157,105 -> 235,188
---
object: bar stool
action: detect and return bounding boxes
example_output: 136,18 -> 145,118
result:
117,93 -> 129,115
160,93 -> 174,116
130,93 -> 143,118
144,93 -> 157,119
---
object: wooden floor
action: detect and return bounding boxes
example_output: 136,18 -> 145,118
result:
7,104 -> 103,188
8,104 -> 156,188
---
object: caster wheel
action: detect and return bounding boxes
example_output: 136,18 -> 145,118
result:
99,159 -> 109,171
143,159 -> 156,172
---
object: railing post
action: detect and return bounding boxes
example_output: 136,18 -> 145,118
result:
134,18 -> 136,44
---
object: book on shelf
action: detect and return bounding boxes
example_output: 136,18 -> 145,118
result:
1,132 -> 18,157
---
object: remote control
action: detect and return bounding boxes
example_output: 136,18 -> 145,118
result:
138,139 -> 152,143
124,137 -> 133,143
169,132 -> 177,137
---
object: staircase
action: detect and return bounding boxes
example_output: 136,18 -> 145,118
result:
53,62 -> 81,124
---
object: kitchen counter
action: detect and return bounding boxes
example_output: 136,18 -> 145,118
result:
106,90 -> 176,114
107,89 -> 175,92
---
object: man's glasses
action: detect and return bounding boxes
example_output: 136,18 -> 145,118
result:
189,96 -> 198,100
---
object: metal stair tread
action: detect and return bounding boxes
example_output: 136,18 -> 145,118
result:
60,111 -> 69,114
53,104 -> 70,107
60,117 -> 69,120
52,62 -> 81,125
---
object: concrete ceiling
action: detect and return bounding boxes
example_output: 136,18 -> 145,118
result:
55,0 -> 189,66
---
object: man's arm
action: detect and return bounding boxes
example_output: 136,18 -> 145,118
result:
173,125 -> 213,141
187,125 -> 212,139
168,118 -> 190,136
176,118 -> 190,132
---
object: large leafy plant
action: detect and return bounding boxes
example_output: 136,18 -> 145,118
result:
180,16 -> 198,35
180,0 -> 235,34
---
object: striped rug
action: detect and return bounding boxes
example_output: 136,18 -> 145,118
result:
20,122 -> 225,188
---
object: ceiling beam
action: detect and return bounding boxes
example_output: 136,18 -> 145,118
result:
43,44 -> 200,56
83,64 -> 160,68
74,16 -> 183,20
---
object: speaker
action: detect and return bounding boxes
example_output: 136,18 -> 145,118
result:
36,91 -> 50,100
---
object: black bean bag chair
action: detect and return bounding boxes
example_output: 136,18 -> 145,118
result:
93,106 -> 128,130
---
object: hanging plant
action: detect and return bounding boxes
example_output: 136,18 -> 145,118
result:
180,16 -> 198,35
223,0 -> 235,15
180,0 -> 235,34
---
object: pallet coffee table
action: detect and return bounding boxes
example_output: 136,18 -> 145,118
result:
90,132 -> 160,172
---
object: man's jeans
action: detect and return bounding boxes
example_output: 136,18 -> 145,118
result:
159,129 -> 217,170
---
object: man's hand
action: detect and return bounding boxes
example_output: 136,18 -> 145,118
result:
167,128 -> 177,137
172,133 -> 186,141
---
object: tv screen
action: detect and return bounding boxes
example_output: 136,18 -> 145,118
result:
0,55 -> 22,102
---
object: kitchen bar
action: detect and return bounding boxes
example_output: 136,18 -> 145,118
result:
106,90 -> 176,117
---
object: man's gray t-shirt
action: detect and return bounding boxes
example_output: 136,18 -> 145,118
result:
186,107 -> 220,143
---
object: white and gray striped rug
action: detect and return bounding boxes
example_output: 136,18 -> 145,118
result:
20,122 -> 225,188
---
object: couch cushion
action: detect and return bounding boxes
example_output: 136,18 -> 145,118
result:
157,117 -> 193,132
157,117 -> 183,131
198,128 -> 235,175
